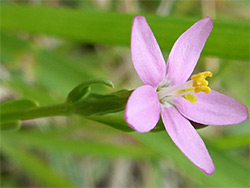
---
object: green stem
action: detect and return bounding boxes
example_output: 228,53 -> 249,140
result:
1,103 -> 70,122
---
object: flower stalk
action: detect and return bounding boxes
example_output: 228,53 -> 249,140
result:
1,103 -> 70,122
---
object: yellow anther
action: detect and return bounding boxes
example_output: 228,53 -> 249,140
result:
191,71 -> 212,94
193,79 -> 208,87
194,86 -> 211,94
184,94 -> 197,104
191,71 -> 212,80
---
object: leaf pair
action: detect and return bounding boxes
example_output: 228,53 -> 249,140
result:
65,78 -> 114,104
0,99 -> 38,131
0,79 -> 133,132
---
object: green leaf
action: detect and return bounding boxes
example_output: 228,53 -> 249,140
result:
66,78 -> 114,104
1,140 -> 75,187
0,4 -> 248,60
71,90 -> 131,116
0,98 -> 38,113
88,111 -> 133,132
0,121 -> 21,131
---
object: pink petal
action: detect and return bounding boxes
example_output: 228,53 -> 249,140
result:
175,90 -> 249,125
124,85 -> 161,133
131,15 -> 166,87
161,107 -> 215,175
166,17 -> 213,85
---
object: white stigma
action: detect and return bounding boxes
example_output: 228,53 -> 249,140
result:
156,79 -> 194,108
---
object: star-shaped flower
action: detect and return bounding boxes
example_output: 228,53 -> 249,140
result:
125,15 -> 248,175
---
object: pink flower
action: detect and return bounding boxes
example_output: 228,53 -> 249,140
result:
125,15 -> 248,175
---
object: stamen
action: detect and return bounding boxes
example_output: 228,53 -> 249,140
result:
183,94 -> 197,104
157,71 -> 213,105
157,80 -> 193,99
191,71 -> 212,94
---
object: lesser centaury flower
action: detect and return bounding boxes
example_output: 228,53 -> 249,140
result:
125,15 -> 248,175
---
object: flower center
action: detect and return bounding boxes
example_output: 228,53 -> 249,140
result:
157,71 -> 213,107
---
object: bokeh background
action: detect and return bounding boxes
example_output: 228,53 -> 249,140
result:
0,0 -> 249,187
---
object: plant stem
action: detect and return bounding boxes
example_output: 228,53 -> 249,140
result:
1,103 -> 70,122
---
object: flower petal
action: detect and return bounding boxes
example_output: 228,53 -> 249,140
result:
131,15 -> 166,87
175,90 -> 249,125
161,107 -> 215,175
166,17 -> 213,85
125,85 -> 161,133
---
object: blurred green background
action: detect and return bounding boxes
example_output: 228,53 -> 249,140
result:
0,0 -> 249,187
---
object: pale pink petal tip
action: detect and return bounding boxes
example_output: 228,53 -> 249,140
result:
131,15 -> 166,87
166,16 -> 213,86
124,85 -> 161,133
204,164 -> 215,175
161,107 -> 215,175
204,16 -> 214,29
134,14 -> 143,20
200,159 -> 215,175
204,16 -> 213,23
175,90 -> 249,125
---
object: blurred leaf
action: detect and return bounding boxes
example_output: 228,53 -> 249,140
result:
35,49 -> 106,95
0,121 -> 21,131
66,78 -> 114,104
0,176 -> 19,187
48,152 -> 84,187
0,4 -> 249,60
209,134 -> 249,150
2,131 -> 155,158
0,98 -> 38,113
134,132 -> 249,187
1,140 -> 75,187
1,31 -> 107,100
0,31 -> 32,62
219,61 -> 249,105
3,75 -> 59,106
